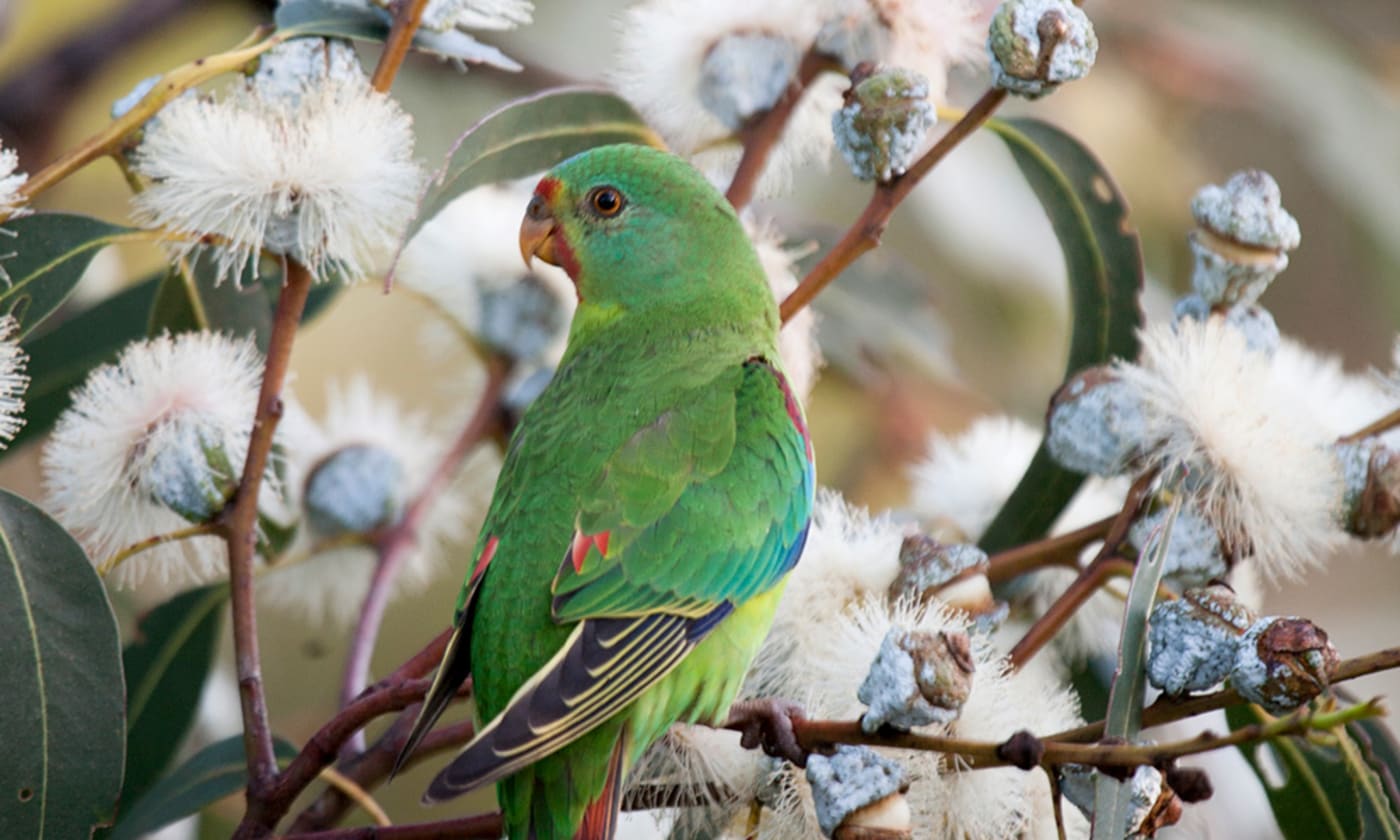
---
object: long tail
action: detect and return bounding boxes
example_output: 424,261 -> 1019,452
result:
574,732 -> 628,840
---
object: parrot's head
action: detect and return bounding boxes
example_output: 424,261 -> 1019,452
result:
519,144 -> 772,325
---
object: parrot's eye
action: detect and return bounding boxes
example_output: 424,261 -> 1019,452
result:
587,186 -> 625,218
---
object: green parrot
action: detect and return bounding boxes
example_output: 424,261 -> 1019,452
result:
395,144 -> 815,839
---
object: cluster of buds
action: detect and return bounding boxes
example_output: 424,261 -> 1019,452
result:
1147,585 -> 1340,713
806,744 -> 912,839
302,443 -> 405,537
1333,438 -> 1400,539
987,0 -> 1097,99
1058,763 -> 1188,836
857,626 -> 975,732
1174,170 -> 1301,356
887,534 -> 1005,630
831,64 -> 935,183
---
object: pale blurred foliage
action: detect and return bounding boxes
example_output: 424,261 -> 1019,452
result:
0,0 -> 1398,833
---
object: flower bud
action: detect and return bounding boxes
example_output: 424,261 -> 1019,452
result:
1173,294 -> 1280,357
252,38 -> 365,107
806,745 -> 911,839
888,536 -> 999,623
502,365 -> 555,420
832,65 -> 934,183
1335,439 -> 1400,539
1058,764 -> 1181,834
698,33 -> 800,130
1129,502 -> 1230,586
478,274 -> 569,363
1045,366 -> 1148,476
303,443 -> 404,537
987,0 -> 1097,99
858,627 -> 975,733
1189,170 -> 1300,307
141,422 -> 238,522
1231,616 -> 1340,714
1146,584 -> 1255,696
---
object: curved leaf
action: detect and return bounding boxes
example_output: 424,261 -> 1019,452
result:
395,87 -> 666,264
274,0 -> 522,70
978,117 -> 1144,553
1,213 -> 138,339
109,735 -> 297,840
117,585 -> 227,818
0,489 -> 124,839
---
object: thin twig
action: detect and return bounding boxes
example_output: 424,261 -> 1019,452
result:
1338,406 -> 1400,444
725,47 -> 837,211
225,258 -> 314,813
778,87 -> 1008,323
318,767 -> 391,827
986,514 -> 1115,584
338,357 -> 508,752
369,0 -> 432,93
98,522 -> 223,575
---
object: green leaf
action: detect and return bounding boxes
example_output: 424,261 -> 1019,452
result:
117,585 -> 227,819
2,213 -> 139,339
147,260 -> 341,352
1229,704 -> 1360,839
977,118 -> 1144,554
395,87 -> 665,262
11,273 -> 163,453
0,489 -> 125,840
108,735 -> 297,840
1090,495 -> 1176,839
274,0 -> 523,70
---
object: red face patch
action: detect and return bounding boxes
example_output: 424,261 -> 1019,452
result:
534,176 -> 561,203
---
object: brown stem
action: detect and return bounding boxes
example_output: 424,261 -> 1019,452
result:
339,357 -> 508,748
1338,406 -> 1400,444
1006,470 -> 1159,669
725,47 -> 835,211
778,87 -> 1008,323
1053,645 -> 1400,744
369,0 -> 432,93
287,813 -> 504,840
225,259 -> 313,814
986,514 -> 1115,584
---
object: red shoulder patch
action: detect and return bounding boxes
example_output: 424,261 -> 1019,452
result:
749,357 -> 812,460
470,535 -> 499,584
570,529 -> 611,574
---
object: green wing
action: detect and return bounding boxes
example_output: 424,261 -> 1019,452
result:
423,357 -> 813,801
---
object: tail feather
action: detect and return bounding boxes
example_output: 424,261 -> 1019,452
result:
391,624 -> 471,778
575,733 -> 628,840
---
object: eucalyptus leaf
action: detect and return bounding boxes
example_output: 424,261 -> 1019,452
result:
1,213 -> 138,339
1090,494 -> 1175,839
977,118 -> 1144,553
394,87 -> 665,268
147,259 -> 341,351
108,735 -> 297,840
0,489 -> 124,840
117,585 -> 227,819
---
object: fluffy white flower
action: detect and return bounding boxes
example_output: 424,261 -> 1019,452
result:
0,143 -> 27,218
1270,335 -> 1396,442
750,222 -> 823,401
611,0 -> 846,196
819,0 -> 985,100
414,0 -> 533,31
42,332 -> 273,590
132,56 -> 423,285
1119,320 -> 1343,581
0,315 -> 27,446
259,376 -> 491,625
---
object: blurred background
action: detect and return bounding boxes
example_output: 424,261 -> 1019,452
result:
1,0 -> 1397,834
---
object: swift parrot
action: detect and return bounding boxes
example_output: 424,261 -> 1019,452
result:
396,144 -> 815,839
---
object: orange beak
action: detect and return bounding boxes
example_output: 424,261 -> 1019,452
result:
519,193 -> 560,269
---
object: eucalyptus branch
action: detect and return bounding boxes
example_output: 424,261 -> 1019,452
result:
1006,469 -> 1159,669
369,0 -> 433,93
1053,645 -> 1400,743
224,259 -> 314,815
776,697 -> 1384,774
778,87 -> 1008,323
11,26 -> 282,208
725,46 -> 840,211
97,522 -> 222,576
1339,405 -> 1400,445
338,356 -> 508,751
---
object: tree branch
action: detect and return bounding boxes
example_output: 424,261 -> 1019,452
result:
369,0 -> 432,93
288,813 -> 504,840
